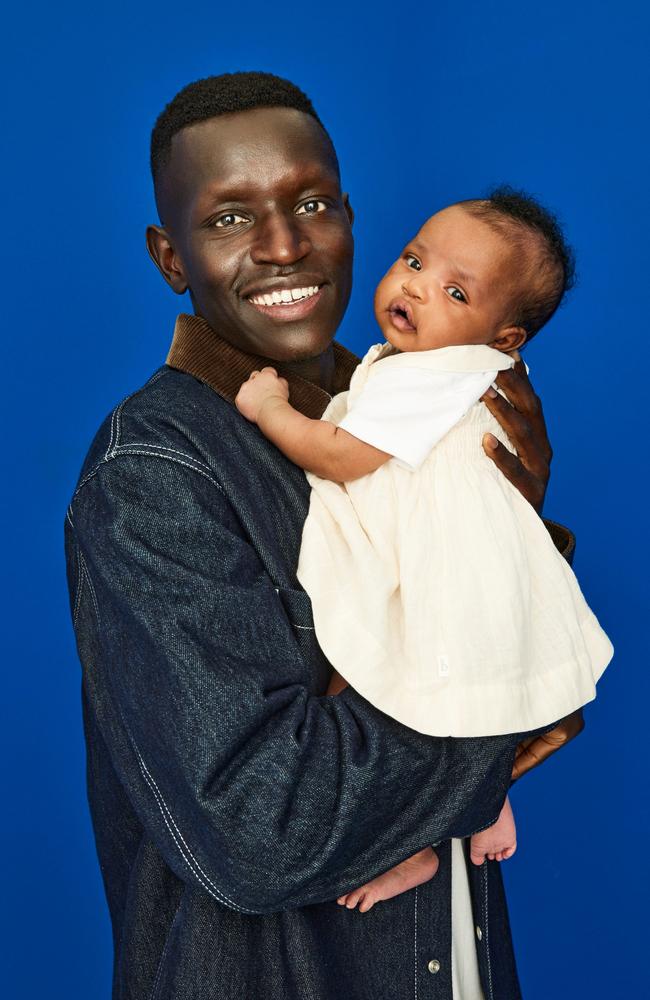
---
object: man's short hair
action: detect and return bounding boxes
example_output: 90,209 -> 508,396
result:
150,71 -> 336,197
464,186 -> 576,343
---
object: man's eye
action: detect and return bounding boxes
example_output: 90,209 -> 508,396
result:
214,213 -> 247,228
446,286 -> 467,302
296,200 -> 327,215
404,254 -> 421,271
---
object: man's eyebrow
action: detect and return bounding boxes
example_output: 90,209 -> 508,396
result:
198,165 -> 341,206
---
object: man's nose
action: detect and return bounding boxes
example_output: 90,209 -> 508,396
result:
250,212 -> 311,266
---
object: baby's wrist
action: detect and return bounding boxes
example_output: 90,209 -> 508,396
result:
257,394 -> 290,428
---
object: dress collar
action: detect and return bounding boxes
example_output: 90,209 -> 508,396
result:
368,341 -> 516,374
166,313 -> 360,420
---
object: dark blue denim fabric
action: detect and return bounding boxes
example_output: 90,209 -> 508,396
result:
65,366 -> 548,999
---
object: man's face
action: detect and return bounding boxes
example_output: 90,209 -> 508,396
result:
150,107 -> 354,362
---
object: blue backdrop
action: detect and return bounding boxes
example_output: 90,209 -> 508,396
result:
2,1 -> 646,996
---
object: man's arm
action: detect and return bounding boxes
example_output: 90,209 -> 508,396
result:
481,355 -> 585,780
67,453 -> 530,914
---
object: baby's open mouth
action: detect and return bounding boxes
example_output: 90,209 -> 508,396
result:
388,300 -> 416,332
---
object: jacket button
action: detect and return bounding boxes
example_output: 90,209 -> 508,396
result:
476,925 -> 483,941
428,959 -> 441,974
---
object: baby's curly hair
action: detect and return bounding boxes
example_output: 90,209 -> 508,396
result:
463,186 -> 576,344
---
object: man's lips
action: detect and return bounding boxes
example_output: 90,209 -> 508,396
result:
243,280 -> 326,323
388,299 -> 416,332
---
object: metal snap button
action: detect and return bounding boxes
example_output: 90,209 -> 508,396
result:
428,959 -> 441,974
476,925 -> 483,941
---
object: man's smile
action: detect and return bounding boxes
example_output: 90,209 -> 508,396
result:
244,281 -> 326,322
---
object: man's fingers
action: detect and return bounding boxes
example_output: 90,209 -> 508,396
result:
480,393 -> 550,479
511,711 -> 585,782
482,433 -> 545,510
511,740 -> 546,781
493,368 -> 552,465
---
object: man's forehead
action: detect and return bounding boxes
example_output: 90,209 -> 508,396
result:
168,106 -> 337,182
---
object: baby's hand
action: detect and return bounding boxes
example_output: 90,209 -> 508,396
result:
235,367 -> 289,423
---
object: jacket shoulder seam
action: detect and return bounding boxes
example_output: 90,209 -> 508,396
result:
104,368 -> 168,461
72,445 -> 224,499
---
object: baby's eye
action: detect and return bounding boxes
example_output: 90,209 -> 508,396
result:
404,253 -> 422,271
446,286 -> 467,303
214,212 -> 248,228
296,199 -> 327,215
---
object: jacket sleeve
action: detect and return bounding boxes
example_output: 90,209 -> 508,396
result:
67,452 -> 534,915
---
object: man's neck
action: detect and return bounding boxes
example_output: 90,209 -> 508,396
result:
280,346 -> 336,395
165,314 -> 360,420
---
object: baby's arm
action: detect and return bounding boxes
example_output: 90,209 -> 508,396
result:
235,367 -> 391,481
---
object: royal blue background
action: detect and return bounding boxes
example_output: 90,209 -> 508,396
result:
1,1 -> 646,996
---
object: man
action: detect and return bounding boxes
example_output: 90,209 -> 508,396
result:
65,72 -> 582,999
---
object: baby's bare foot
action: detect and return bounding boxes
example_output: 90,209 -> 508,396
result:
337,847 -> 439,913
470,794 -> 517,866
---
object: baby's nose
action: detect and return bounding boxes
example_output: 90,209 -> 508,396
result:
401,279 -> 423,300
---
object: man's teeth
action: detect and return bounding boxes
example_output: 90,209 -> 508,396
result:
249,286 -> 320,307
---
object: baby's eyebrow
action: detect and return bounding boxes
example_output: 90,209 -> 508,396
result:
449,261 -> 477,287
409,242 -> 478,290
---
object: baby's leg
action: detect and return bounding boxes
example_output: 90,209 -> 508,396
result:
470,794 -> 517,866
337,847 -> 439,913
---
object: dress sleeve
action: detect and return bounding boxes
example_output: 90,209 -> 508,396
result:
338,366 -> 498,470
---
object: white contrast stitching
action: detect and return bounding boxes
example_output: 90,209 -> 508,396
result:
414,885 -> 418,1000
103,368 -> 166,462
123,443 -> 212,471
132,744 -> 251,913
76,462 -> 107,492
292,624 -> 315,631
114,450 -> 224,491
483,863 -> 494,1000
112,398 -> 128,457
105,403 -> 118,461
133,746 -> 236,908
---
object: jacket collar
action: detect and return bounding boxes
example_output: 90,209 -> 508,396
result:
166,313 -> 360,420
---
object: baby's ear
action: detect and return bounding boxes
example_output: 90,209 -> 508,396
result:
492,326 -> 527,352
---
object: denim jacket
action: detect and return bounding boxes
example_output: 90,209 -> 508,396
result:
65,314 -> 572,999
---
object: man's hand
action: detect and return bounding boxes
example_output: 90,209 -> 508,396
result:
480,353 -> 552,514
481,353 -> 584,780
235,367 -> 290,423
511,709 -> 585,782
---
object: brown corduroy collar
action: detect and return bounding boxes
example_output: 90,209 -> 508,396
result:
166,313 -> 360,420
166,315 -> 575,561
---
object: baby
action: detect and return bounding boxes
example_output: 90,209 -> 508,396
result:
235,188 -> 612,913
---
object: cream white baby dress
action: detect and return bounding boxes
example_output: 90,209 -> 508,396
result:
297,341 -> 613,737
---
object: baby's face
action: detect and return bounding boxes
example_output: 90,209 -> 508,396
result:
374,205 -> 519,352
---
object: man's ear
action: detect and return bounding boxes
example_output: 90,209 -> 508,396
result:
342,192 -> 354,227
146,225 -> 188,294
492,325 -> 527,352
